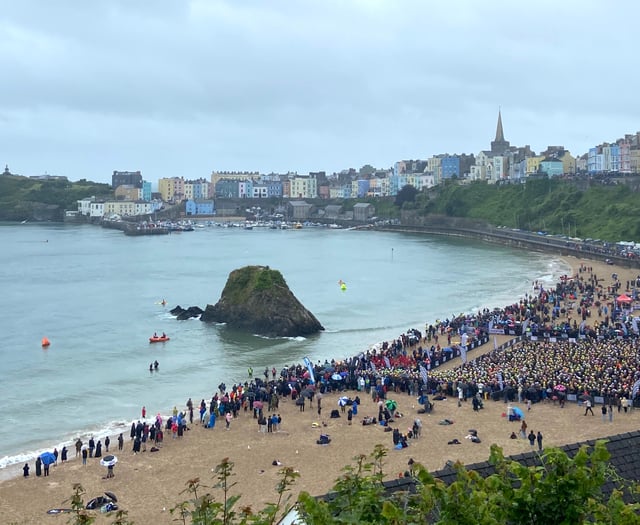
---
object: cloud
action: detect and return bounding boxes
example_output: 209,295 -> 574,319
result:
1,0 -> 639,181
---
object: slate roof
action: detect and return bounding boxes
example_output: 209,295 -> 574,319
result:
431,430 -> 640,503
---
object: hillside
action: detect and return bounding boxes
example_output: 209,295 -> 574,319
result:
413,178 -> 640,243
0,175 -> 113,221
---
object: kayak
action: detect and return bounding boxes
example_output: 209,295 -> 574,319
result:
149,336 -> 170,343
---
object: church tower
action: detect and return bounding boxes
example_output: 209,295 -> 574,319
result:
490,109 -> 510,155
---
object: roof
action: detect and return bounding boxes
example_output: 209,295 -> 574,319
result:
353,203 -> 373,208
432,430 -> 640,503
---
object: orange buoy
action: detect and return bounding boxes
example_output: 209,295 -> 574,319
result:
41,337 -> 50,347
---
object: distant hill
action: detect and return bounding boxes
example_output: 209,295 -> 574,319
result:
0,175 -> 113,221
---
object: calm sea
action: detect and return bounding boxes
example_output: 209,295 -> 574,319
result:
0,222 -> 569,473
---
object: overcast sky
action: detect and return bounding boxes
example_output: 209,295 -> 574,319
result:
2,0 -> 638,183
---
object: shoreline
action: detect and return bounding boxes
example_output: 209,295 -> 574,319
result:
0,254 -> 571,476
1,254 -> 638,522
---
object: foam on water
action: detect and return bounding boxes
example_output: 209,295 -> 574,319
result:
0,224 -> 572,479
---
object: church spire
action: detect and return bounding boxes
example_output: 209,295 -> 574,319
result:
495,108 -> 505,142
490,108 -> 510,155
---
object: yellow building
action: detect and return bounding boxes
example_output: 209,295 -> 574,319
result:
630,150 -> 640,173
158,177 -> 185,202
525,156 -> 545,175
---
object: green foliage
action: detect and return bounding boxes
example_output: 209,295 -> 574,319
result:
394,184 -> 419,208
0,174 -> 113,221
416,179 -> 640,242
221,266 -> 287,303
170,457 -> 299,525
297,442 -> 640,525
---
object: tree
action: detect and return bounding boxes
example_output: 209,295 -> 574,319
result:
394,184 -> 419,208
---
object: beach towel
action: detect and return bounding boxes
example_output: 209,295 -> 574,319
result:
438,419 -> 454,425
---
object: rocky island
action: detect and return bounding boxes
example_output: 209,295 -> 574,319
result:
200,265 -> 324,337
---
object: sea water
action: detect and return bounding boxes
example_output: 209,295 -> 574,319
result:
0,223 -> 570,474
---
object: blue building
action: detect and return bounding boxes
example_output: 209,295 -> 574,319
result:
185,199 -> 215,216
441,156 -> 461,179
539,158 -> 563,177
141,181 -> 152,201
356,179 -> 370,198
265,181 -> 283,198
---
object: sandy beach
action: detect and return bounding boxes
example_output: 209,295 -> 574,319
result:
1,254 -> 638,524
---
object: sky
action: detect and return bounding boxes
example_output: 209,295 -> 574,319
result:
1,0 -> 639,183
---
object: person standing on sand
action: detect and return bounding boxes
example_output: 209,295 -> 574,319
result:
528,430 -> 536,447
104,436 -> 110,452
537,431 -> 543,451
520,419 -> 528,439
82,447 -> 88,465
61,446 -> 68,463
35,457 -> 42,476
75,439 -> 82,458
23,463 -> 29,477
584,399 -> 594,416
118,433 -> 124,451
88,437 -> 95,457
142,406 -> 146,419
601,405 -> 607,422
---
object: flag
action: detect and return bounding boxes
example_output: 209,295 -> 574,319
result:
493,336 -> 498,351
459,342 -> 467,365
632,379 -> 640,400
303,356 -> 316,384
419,364 -> 429,385
521,319 -> 529,335
632,317 -> 639,335
496,371 -> 504,391
370,361 -> 377,373
383,356 -> 391,369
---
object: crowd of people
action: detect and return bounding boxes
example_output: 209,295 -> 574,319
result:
22,263 -> 639,485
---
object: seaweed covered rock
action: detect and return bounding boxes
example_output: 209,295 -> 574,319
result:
200,266 -> 324,337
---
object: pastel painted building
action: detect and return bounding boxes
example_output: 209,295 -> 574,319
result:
441,155 -> 461,179
158,177 -> 185,202
103,200 -> 153,217
238,179 -> 253,198
525,156 -> 545,176
252,184 -> 269,198
539,158 -> 563,177
356,179 -> 370,198
588,147 -> 604,173
290,174 -> 318,199
141,181 -> 152,201
185,199 -> 215,216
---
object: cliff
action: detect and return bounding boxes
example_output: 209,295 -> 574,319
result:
200,265 -> 324,337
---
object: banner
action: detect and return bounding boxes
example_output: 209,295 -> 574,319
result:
632,378 -> 640,400
303,356 -> 316,384
383,356 -> 391,369
419,364 -> 429,385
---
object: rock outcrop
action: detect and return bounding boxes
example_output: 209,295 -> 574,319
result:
200,265 -> 324,337
170,305 -> 204,320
